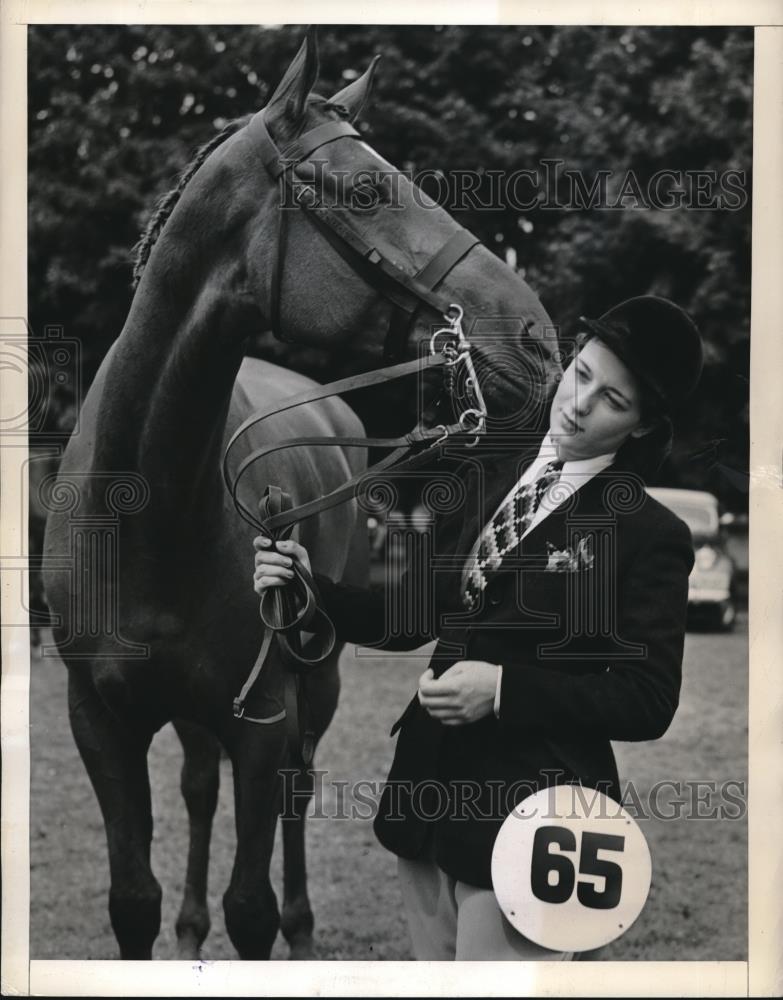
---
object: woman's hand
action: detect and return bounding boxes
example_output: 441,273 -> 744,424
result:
417,661 -> 500,725
252,536 -> 312,597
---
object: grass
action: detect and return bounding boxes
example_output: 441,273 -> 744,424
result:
29,619 -> 747,961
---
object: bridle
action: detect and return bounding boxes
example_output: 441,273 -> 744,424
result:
246,109 -> 483,363
225,107 -> 492,534
223,108 -> 493,749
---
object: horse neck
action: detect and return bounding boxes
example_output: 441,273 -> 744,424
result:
92,244 -> 255,536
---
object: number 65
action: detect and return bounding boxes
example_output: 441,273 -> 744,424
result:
530,826 -> 625,909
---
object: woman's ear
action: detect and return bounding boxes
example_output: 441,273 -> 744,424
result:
630,417 -> 660,439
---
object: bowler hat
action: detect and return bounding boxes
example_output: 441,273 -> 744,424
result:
578,296 -> 703,410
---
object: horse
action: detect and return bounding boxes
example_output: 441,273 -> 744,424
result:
42,27 -> 560,960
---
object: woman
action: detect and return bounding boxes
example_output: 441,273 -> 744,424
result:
253,295 -> 702,960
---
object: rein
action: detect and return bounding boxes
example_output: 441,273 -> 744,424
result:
225,109 -> 491,754
222,324 -> 485,534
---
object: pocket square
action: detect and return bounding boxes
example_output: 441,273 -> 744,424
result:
545,535 -> 595,572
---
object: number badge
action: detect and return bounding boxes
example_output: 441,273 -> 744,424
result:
491,784 -> 652,952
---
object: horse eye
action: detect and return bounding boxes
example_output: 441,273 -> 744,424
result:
350,175 -> 391,213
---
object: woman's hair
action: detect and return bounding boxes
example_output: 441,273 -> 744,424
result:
570,331 -> 674,482
614,413 -> 673,481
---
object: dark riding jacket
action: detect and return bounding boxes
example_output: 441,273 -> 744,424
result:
314,431 -> 694,889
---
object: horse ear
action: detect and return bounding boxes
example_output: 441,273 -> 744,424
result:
267,25 -> 320,120
328,55 -> 381,123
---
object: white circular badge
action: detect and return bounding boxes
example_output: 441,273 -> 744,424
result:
491,784 -> 652,952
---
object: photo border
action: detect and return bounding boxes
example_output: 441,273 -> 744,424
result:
2,2 -> 780,996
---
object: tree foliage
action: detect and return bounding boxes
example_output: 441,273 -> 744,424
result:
28,24 -> 752,507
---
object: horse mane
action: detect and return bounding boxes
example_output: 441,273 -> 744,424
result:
131,114 -> 252,287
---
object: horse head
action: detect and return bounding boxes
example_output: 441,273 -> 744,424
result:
248,27 -> 561,431
130,27 -> 560,437
132,28 -> 560,446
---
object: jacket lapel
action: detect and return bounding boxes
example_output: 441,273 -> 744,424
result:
519,458 -> 625,553
504,464 -> 607,563
466,459 -> 627,592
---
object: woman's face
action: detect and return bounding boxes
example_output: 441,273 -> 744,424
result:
549,337 -> 652,461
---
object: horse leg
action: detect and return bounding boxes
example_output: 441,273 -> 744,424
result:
171,718 -> 221,959
280,646 -> 341,959
280,762 -> 315,959
222,718 -> 287,959
67,665 -> 162,959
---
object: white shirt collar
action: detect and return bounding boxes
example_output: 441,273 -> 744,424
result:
524,430 -> 616,481
466,431 -> 619,571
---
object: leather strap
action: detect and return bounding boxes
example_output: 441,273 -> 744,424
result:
255,486 -> 336,668
223,351 -> 446,484
230,429 -> 454,532
260,119 -> 360,177
231,110 -> 488,743
234,487 -> 326,765
232,628 -> 282,724
222,350 -> 458,531
292,197 -> 475,320
248,109 -> 480,359
384,229 -> 480,362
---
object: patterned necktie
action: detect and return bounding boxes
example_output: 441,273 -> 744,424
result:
462,459 -> 564,609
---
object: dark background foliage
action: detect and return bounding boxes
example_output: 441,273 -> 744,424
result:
28,24 -> 752,508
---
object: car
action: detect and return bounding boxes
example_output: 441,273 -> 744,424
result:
646,487 -> 738,631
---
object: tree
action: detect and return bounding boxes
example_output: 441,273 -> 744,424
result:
28,24 -> 752,507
